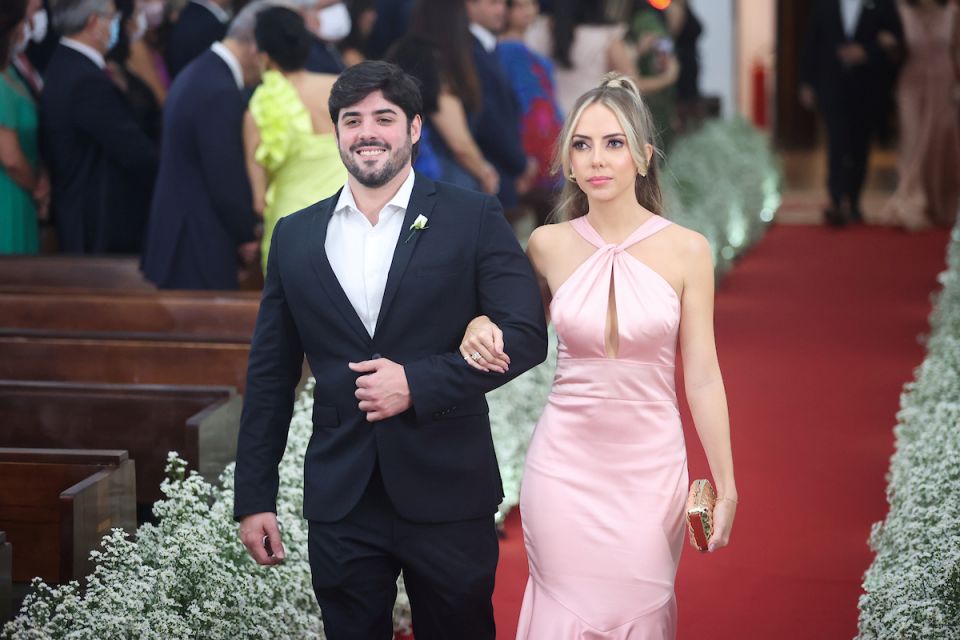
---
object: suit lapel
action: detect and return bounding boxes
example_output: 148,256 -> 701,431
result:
308,193 -> 373,345
374,175 -> 438,338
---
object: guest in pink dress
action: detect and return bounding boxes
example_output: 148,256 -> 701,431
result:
879,0 -> 960,230
460,73 -> 738,639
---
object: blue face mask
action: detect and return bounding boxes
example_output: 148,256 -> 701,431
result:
107,14 -> 120,50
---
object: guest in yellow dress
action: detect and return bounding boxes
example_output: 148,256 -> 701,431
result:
244,5 -> 346,273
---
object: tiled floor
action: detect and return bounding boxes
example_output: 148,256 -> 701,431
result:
777,145 -> 898,226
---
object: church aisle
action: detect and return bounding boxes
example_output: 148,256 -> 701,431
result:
491,223 -> 950,639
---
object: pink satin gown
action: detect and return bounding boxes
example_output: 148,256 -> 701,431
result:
516,214 -> 688,639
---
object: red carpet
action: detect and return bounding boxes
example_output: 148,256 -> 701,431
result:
491,224 -> 950,639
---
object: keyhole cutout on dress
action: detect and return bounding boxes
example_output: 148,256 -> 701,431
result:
604,268 -> 620,358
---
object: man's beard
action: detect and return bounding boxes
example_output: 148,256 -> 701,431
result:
340,136 -> 413,188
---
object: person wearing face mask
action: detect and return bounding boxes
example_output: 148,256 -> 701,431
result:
40,0 -> 158,253
106,0 -> 162,142
24,0 -> 58,74
121,0 -> 169,104
1,0 -> 49,254
299,0 -> 347,74
11,0 -> 45,100
142,1 -> 272,289
165,0 -> 231,77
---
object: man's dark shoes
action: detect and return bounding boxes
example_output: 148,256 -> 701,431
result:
824,207 -> 847,228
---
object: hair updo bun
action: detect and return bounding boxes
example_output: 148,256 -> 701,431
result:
599,72 -> 642,98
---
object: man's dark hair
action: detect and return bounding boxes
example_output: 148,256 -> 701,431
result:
254,6 -> 310,72
328,60 -> 424,160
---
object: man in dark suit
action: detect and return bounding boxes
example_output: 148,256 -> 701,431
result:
41,0 -> 157,253
166,0 -> 231,77
466,0 -> 534,210
800,0 -> 903,227
300,1 -> 345,74
142,1 -> 265,290
234,61 -> 547,640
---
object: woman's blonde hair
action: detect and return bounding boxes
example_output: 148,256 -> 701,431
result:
551,72 -> 663,222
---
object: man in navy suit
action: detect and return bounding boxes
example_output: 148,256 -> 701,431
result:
142,1 -> 265,290
41,0 -> 157,253
234,61 -> 547,640
466,0 -> 534,210
166,0 -> 231,78
800,0 -> 902,227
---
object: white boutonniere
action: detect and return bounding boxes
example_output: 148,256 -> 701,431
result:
404,214 -> 429,243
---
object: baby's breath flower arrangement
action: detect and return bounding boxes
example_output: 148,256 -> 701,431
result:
857,225 -> 960,639
2,381 -> 411,640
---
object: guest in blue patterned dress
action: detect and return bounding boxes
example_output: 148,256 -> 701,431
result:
497,0 -> 562,221
497,0 -> 563,194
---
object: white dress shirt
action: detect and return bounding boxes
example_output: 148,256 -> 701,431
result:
470,23 -> 497,53
840,0 -> 862,38
60,37 -> 105,69
325,169 -> 416,337
210,42 -> 243,89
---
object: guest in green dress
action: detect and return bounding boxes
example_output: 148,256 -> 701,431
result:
0,0 -> 47,254
243,6 -> 346,274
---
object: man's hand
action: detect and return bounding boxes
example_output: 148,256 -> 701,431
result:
238,241 -> 259,266
348,358 -> 412,421
837,43 -> 868,67
799,84 -> 816,110
239,512 -> 285,565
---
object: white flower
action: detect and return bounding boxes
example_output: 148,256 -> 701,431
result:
410,214 -> 429,231
404,214 -> 429,244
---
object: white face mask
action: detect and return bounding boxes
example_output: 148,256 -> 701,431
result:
30,9 -> 48,44
316,2 -> 351,43
132,11 -> 148,40
143,0 -> 165,28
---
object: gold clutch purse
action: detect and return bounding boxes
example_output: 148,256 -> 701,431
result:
685,479 -> 717,552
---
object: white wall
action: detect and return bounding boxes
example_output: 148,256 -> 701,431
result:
735,0 -> 776,123
690,0 -> 735,118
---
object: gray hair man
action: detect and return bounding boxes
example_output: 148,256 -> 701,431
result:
40,0 -> 158,252
142,0 -> 282,289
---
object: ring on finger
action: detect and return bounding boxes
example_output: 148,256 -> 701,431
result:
470,352 -> 483,362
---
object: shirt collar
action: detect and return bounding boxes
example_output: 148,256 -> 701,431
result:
469,23 -> 497,53
192,0 -> 230,23
335,168 -> 417,219
210,41 -> 243,89
61,37 -> 105,70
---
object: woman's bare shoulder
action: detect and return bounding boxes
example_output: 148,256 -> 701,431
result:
662,218 -> 711,257
527,221 -> 578,256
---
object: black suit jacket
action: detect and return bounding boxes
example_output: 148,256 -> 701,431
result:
142,49 -> 256,290
800,0 -> 903,108
166,1 -> 228,78
234,174 -> 548,524
39,44 -> 157,253
470,35 -> 527,208
304,36 -> 345,74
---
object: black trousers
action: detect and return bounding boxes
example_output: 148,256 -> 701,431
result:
822,97 -> 875,214
307,466 -> 499,640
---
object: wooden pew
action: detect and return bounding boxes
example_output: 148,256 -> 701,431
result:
0,256 -> 154,292
0,381 -> 242,504
0,334 -> 250,393
0,290 -> 258,343
0,531 -> 10,622
0,449 -> 136,584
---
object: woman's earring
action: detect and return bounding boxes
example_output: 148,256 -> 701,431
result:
638,165 -> 648,178
568,171 -> 577,183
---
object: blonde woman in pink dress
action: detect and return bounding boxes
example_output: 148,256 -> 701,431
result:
880,0 -> 960,229
459,74 -> 737,639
